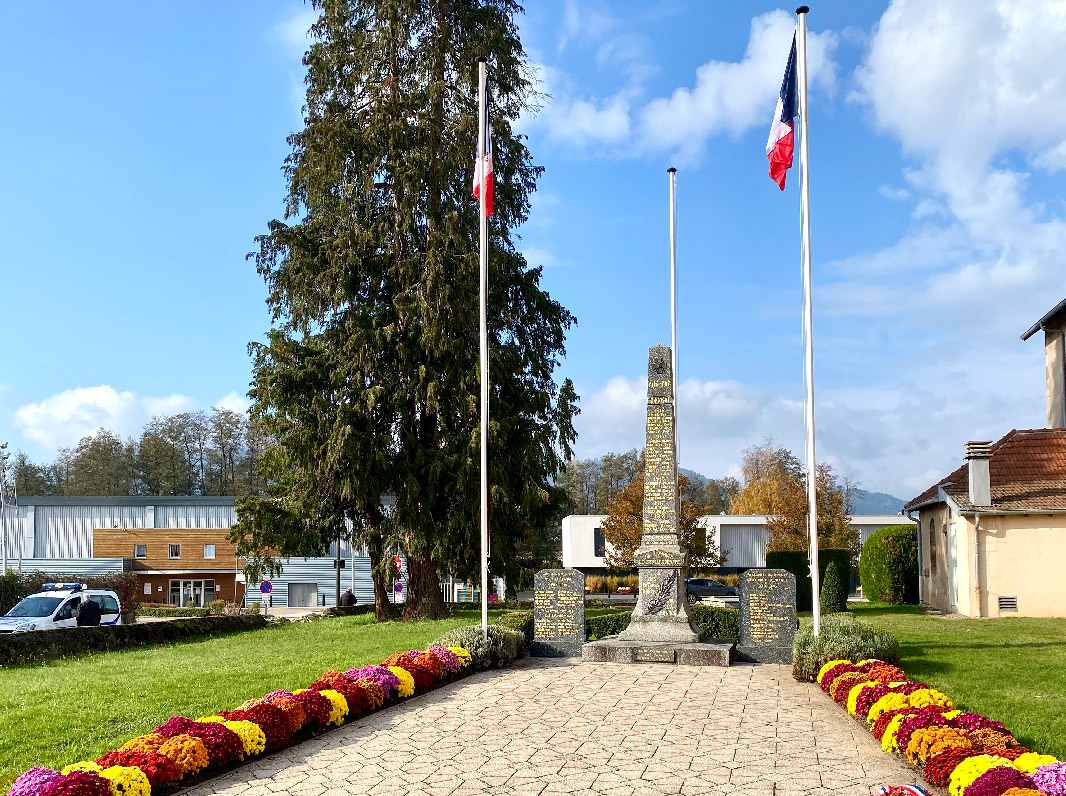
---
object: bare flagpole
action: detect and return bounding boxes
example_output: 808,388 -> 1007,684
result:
796,6 -> 821,636
668,168 -> 679,510
477,56 -> 490,640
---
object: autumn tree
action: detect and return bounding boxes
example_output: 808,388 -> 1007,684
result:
730,438 -> 857,556
233,0 -> 578,620
600,473 -> 722,571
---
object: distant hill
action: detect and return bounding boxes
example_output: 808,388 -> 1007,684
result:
851,490 -> 906,515
678,467 -> 708,485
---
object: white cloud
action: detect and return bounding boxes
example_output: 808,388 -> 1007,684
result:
14,387 -> 194,451
637,11 -> 838,161
214,391 -> 252,414
524,62 -> 632,147
878,185 -> 909,201
273,9 -> 318,57
521,246 -> 562,269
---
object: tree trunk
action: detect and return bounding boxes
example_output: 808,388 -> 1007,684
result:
403,554 -> 448,620
367,543 -> 397,622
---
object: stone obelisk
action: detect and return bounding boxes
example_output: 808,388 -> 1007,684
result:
618,344 -> 702,643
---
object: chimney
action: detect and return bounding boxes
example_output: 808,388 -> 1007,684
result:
965,441 -> 992,506
1045,327 -> 1066,428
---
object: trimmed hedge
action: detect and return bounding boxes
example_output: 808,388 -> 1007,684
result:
429,624 -> 527,669
320,605 -> 375,618
766,549 -> 852,612
0,615 -> 268,667
495,610 -> 534,645
859,524 -> 919,605
584,605 -> 740,641
136,606 -> 210,618
819,561 -> 847,614
791,613 -> 900,682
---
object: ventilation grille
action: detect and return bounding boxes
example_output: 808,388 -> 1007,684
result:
998,596 -> 1018,612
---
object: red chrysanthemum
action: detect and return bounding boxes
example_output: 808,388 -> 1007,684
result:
873,707 -> 920,741
292,689 -> 332,726
831,672 -> 875,704
310,672 -> 368,718
154,717 -> 244,765
220,702 -> 292,751
925,747 -> 982,787
94,749 -> 182,787
40,771 -> 113,796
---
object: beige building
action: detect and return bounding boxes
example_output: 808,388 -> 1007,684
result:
905,430 -> 1066,618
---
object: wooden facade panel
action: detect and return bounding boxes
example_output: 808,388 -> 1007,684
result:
93,528 -> 238,570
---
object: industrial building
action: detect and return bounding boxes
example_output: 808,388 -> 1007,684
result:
561,513 -> 914,573
0,496 -> 390,608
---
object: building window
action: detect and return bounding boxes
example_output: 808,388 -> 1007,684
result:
203,544 -> 216,560
928,518 -> 937,575
143,582 -> 152,596
134,544 -> 147,559
593,527 -> 606,558
169,544 -> 181,559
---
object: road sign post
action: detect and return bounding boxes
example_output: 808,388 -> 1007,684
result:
260,581 -> 272,617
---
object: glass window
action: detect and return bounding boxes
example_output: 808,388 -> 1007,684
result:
143,582 -> 152,596
134,544 -> 147,559
169,544 -> 181,559
169,581 -> 180,606
205,580 -> 216,603
593,528 -> 606,558
96,596 -> 119,615
203,544 -> 215,559
6,596 -> 62,618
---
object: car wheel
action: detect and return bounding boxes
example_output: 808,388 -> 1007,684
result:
687,593 -> 697,604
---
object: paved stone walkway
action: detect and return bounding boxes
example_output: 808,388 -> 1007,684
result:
183,658 -> 916,796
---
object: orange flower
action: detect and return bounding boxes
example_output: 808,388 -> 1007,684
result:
907,726 -> 972,766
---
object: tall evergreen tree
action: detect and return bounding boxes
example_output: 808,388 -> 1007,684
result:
234,0 -> 578,619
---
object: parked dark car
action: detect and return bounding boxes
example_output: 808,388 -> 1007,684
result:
685,578 -> 739,603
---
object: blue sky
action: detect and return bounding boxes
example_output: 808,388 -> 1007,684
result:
2,1 -> 1064,500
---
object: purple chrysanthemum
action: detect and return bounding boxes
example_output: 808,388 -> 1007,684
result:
950,713 -> 1007,733
429,646 -> 462,673
345,665 -> 402,698
963,765 -> 1034,796
264,689 -> 295,701
1032,762 -> 1066,796
7,767 -> 62,796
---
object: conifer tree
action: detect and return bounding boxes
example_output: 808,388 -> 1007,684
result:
233,0 -> 578,619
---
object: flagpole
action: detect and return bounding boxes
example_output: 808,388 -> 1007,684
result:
795,6 -> 820,637
476,57 -> 490,640
667,168 -> 679,510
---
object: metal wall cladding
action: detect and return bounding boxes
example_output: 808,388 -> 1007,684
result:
719,524 -> 771,568
1,506 -> 36,563
34,505 -> 150,558
154,504 -> 237,529
245,556 -> 377,607
853,525 -> 885,552
13,558 -> 129,576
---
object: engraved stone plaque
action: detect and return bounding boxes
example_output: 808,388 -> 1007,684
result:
532,568 -> 585,657
737,569 -> 797,664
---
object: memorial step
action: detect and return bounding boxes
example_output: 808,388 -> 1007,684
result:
581,637 -> 735,667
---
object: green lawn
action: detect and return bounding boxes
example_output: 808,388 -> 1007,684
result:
0,610 -> 498,789
849,603 -> 1066,759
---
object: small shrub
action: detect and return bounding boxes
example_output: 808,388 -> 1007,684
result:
859,524 -> 919,605
586,612 -> 630,640
585,575 -> 605,594
137,606 -> 209,618
766,549 -> 852,612
495,611 -> 534,645
320,605 -> 374,618
429,624 -> 527,669
819,562 -> 848,614
689,604 -> 740,638
246,601 -> 261,615
208,599 -> 228,616
792,613 -> 900,682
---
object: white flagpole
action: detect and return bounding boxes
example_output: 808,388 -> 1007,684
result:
477,57 -> 490,640
668,168 -> 679,511
796,6 -> 820,636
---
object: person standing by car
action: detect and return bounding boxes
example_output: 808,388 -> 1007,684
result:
76,595 -> 101,627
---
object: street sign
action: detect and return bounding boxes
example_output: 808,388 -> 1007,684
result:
394,582 -> 403,593
393,555 -> 402,572
333,559 -> 346,569
260,581 -> 272,594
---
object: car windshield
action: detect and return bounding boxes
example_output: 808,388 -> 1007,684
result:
6,595 -> 63,618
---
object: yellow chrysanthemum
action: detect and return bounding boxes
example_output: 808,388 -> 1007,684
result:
817,659 -> 851,684
881,714 -> 907,752
61,761 -> 103,776
1014,753 -> 1057,775
449,647 -> 472,667
100,765 -> 152,796
846,681 -> 880,716
388,666 -> 416,697
907,688 -> 955,710
222,719 -> 266,758
868,692 -> 909,724
317,688 -> 349,726
948,756 -> 1013,796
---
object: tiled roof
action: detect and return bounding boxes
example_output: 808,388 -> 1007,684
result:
904,428 -> 1066,512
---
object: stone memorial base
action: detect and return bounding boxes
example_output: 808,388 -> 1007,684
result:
581,637 -> 735,667
531,638 -> 583,658
736,644 -> 792,664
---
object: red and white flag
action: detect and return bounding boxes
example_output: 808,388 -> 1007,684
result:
766,34 -> 798,190
472,111 -> 494,217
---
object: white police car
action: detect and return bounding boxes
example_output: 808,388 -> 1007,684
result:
0,583 -> 122,633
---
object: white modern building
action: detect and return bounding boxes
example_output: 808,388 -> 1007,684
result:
561,513 -> 914,573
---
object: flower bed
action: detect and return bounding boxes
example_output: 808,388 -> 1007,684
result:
815,659 -> 1061,796
6,645 -> 476,796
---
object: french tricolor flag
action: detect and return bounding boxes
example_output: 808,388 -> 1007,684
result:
472,109 -> 494,217
766,34 -> 798,191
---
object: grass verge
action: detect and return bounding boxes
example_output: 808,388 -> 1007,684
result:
0,609 -> 500,789
848,603 -> 1066,759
